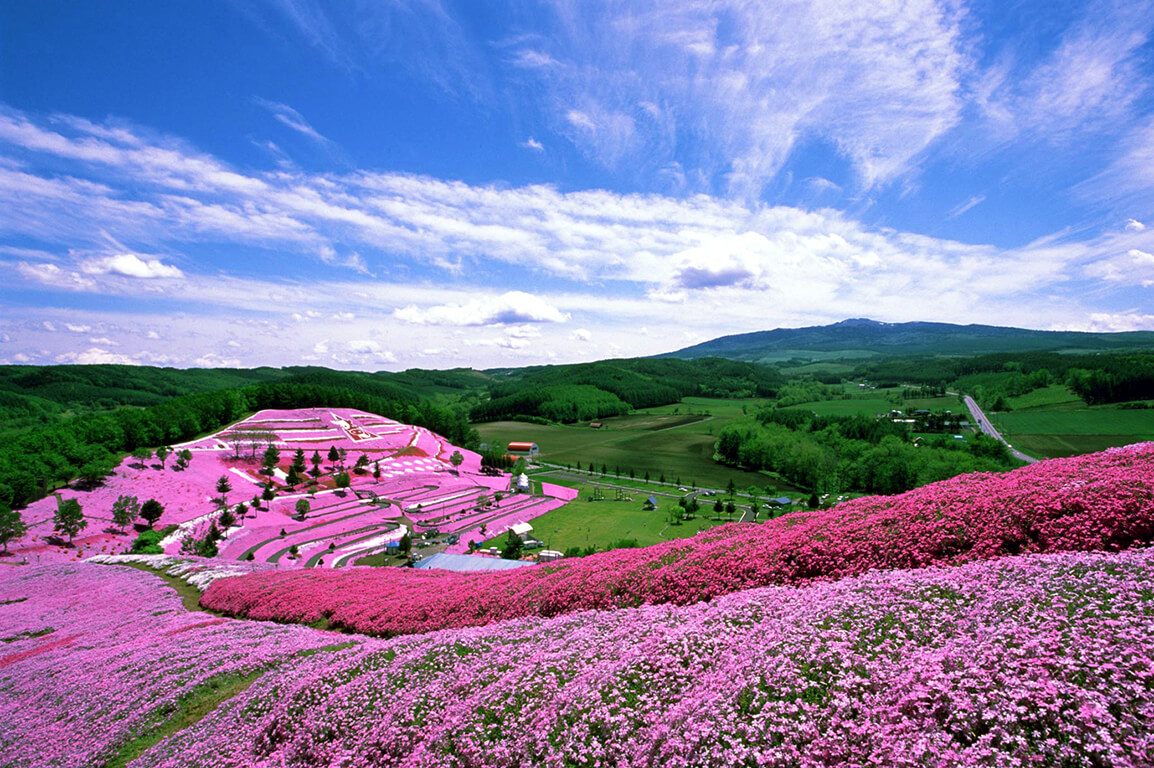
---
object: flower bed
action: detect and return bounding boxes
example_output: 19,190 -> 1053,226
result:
0,560 -> 348,768
35,548 -> 1154,768
202,443 -> 1154,636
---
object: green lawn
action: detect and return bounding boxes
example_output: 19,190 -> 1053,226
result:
479,483 -> 730,552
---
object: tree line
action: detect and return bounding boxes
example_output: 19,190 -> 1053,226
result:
471,357 -> 783,423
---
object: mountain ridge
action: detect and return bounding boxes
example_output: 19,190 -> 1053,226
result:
662,318 -> 1154,362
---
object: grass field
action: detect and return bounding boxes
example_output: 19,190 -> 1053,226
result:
476,397 -> 802,492
1004,385 -> 1085,411
479,480 -> 733,552
992,406 -> 1154,458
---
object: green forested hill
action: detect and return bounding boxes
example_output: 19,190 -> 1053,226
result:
664,318 -> 1154,364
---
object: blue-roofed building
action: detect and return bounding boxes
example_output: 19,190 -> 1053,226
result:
413,553 -> 536,572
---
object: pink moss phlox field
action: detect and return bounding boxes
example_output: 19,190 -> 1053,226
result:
5,408 -> 571,567
202,443 -> 1154,636
134,549 -> 1154,767
0,563 -> 349,768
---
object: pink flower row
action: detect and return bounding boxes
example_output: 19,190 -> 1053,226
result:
202,443 -> 1154,636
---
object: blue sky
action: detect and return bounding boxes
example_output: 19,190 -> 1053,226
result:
1,0 -> 1152,370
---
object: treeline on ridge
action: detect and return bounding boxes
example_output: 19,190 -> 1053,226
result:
0,374 -> 477,511
846,352 -> 1154,408
470,358 -> 783,423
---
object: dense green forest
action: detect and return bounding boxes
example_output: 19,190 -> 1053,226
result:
716,407 -> 1016,495
0,372 -> 477,510
471,357 -> 783,422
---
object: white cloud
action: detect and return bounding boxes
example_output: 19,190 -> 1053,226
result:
394,291 -> 569,326
55,346 -> 138,365
254,98 -> 331,146
521,137 -> 545,152
947,195 -> 986,220
986,7 -> 1151,142
347,339 -> 381,355
1126,219 -> 1146,232
569,328 -> 592,342
193,353 -> 242,367
520,0 -> 968,193
88,336 -> 117,345
65,323 -> 91,333
81,253 -> 183,279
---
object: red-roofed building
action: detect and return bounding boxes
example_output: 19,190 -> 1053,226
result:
507,442 -> 539,456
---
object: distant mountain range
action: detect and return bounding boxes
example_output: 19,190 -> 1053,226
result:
663,319 -> 1154,363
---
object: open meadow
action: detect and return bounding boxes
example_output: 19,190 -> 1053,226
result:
475,396 -> 801,491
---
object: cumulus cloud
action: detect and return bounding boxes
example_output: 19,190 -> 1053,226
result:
55,346 -> 138,365
521,137 -> 545,152
65,323 -> 91,333
394,291 -> 569,326
81,253 -> 183,279
1126,219 -> 1146,232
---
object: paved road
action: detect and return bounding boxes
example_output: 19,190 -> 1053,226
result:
962,395 -> 1038,464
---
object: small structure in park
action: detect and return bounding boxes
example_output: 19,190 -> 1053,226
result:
509,522 -> 533,539
507,442 -> 539,456
514,473 -> 531,493
538,549 -> 564,562
643,495 -> 658,510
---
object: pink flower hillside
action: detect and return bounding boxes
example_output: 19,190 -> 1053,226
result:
202,443 -> 1154,636
136,549 -> 1154,767
0,562 -> 346,768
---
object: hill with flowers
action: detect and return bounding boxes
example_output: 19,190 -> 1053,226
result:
2,442 -> 1153,766
200,442 -> 1154,636
4,408 -> 574,569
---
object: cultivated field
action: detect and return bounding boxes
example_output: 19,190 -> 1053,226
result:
989,388 -> 1154,458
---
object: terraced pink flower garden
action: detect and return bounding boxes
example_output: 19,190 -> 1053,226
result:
202,442 -> 1154,636
5,408 -> 571,568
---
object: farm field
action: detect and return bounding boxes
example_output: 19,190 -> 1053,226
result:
476,396 -> 800,492
992,406 -> 1154,458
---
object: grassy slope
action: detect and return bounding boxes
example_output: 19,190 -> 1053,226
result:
475,397 -> 795,491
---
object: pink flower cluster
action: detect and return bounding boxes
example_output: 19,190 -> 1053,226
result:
202,443 -> 1154,636
19,548 -> 1151,767
0,562 -> 345,768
